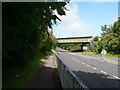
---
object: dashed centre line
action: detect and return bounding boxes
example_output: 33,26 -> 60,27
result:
71,57 -> 120,80
101,70 -> 107,74
58,53 -> 120,80
86,64 -> 90,67
113,76 -> 120,80
92,67 -> 97,70
82,62 -> 85,64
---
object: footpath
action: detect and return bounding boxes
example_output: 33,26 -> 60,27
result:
27,55 -> 62,88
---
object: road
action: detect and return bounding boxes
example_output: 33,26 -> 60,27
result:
56,47 -> 120,89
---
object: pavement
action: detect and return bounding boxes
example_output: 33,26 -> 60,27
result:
28,56 -> 60,88
56,47 -> 120,89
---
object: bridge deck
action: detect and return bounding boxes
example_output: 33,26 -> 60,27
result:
57,36 -> 93,44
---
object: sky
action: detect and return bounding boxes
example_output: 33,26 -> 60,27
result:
53,1 -> 118,38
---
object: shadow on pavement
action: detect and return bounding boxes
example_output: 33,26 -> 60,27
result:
73,70 -> 120,90
27,65 -> 62,89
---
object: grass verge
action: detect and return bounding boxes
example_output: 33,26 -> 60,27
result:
3,52 -> 52,88
82,52 -> 120,58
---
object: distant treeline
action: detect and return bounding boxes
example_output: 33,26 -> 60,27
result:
57,44 -> 82,52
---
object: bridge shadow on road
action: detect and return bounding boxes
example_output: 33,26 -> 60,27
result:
57,51 -> 68,52
73,70 -> 120,90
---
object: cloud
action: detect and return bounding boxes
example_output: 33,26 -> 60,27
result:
70,0 -> 119,2
54,3 -> 93,37
93,0 -> 119,2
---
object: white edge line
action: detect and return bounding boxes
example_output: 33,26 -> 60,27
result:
101,70 -> 107,74
56,53 -> 60,58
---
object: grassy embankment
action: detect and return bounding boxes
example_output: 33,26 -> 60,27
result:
82,52 -> 120,58
68,46 -> 82,52
3,51 -> 53,88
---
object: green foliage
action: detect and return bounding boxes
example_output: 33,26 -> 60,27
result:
3,52 -> 51,88
3,2 -> 67,88
3,2 -> 67,65
96,17 -> 120,54
57,44 -> 82,52
93,36 -> 99,41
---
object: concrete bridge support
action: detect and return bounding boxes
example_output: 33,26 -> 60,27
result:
81,44 -> 83,52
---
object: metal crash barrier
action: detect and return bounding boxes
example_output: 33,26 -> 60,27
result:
55,53 -> 89,90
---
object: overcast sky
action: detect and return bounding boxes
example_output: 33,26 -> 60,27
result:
53,1 -> 118,38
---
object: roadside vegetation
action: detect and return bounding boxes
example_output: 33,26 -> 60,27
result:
3,2 -> 67,88
82,52 -> 120,58
87,17 -> 120,58
57,44 -> 82,52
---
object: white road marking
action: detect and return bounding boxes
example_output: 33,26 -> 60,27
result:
113,76 -> 120,80
56,53 -> 60,58
113,63 -> 117,64
72,58 -> 77,62
70,53 -> 76,55
86,64 -> 90,67
92,67 -> 97,70
101,70 -> 107,74
72,58 -> 76,61
82,62 -> 85,64
79,61 -> 81,63
57,52 -> 120,81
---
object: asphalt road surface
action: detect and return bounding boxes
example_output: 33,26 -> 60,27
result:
56,47 -> 120,89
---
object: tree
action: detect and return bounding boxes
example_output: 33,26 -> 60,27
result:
93,36 -> 99,42
2,2 -> 68,68
97,17 -> 120,54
